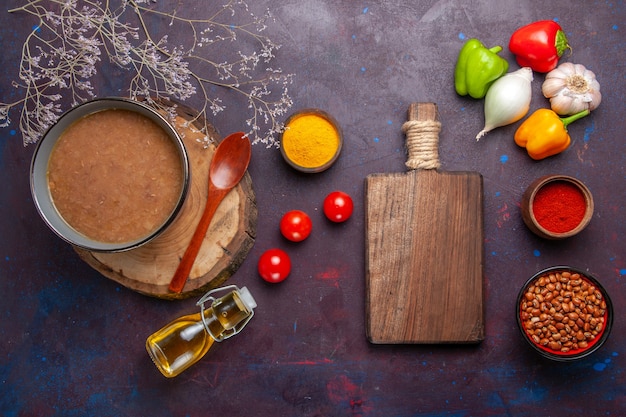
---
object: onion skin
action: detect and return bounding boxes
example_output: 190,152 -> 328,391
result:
476,67 -> 533,140
542,62 -> 602,115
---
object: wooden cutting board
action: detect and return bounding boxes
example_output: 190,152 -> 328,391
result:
365,102 -> 484,344
75,102 -> 257,300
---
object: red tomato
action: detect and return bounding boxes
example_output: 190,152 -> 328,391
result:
280,210 -> 312,242
258,248 -> 291,283
323,191 -> 354,222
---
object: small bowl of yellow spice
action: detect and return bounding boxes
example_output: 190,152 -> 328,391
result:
280,109 -> 343,173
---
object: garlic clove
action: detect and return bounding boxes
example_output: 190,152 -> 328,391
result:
547,64 -> 571,79
542,77 -> 566,97
559,62 -> 576,72
549,94 -> 584,115
571,63 -> 586,73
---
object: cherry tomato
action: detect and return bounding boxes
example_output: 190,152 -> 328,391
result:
258,248 -> 291,283
280,210 -> 312,242
323,191 -> 354,222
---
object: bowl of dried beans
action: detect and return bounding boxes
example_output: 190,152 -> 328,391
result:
517,266 -> 613,361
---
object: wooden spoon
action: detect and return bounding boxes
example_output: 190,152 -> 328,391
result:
169,132 -> 251,293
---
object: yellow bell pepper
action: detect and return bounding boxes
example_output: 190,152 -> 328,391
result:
514,108 -> 589,160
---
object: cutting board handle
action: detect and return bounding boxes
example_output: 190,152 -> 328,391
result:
402,102 -> 441,171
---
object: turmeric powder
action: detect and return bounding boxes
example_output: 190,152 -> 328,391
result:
281,111 -> 341,170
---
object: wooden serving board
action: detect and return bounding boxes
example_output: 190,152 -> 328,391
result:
75,103 -> 257,300
365,103 -> 484,344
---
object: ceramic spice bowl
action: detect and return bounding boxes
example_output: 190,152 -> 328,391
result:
521,175 -> 594,239
280,108 -> 343,173
517,266 -> 613,361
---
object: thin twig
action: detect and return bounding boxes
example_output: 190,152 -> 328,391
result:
1,0 -> 293,147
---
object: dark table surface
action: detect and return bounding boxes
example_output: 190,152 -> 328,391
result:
1,1 -> 624,416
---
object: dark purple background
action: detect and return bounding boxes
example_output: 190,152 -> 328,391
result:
1,1 -> 624,416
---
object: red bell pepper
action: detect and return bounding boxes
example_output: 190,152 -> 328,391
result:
509,20 -> 570,73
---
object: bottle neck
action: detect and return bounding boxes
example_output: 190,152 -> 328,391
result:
201,291 -> 252,342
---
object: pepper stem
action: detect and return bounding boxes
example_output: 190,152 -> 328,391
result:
561,109 -> 590,129
488,46 -> 503,54
555,30 -> 571,57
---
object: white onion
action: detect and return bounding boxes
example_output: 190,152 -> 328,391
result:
476,67 -> 533,141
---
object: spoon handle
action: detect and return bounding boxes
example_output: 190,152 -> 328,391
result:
169,186 -> 228,293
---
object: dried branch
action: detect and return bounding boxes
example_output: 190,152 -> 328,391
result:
2,0 -> 293,147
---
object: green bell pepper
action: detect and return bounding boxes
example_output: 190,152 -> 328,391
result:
454,38 -> 509,99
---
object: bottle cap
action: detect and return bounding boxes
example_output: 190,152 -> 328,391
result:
238,286 -> 257,311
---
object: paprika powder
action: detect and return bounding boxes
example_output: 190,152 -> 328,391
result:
532,180 -> 586,233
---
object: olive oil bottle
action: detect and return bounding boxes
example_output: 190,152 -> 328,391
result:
146,285 -> 257,378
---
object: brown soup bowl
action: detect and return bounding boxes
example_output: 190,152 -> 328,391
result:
30,97 -> 190,252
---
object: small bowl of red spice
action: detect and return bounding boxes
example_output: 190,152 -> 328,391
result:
521,175 -> 594,239
517,266 -> 613,361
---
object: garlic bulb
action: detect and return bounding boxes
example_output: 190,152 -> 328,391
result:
542,63 -> 602,115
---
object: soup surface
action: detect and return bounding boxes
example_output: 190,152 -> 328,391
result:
47,108 -> 184,244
